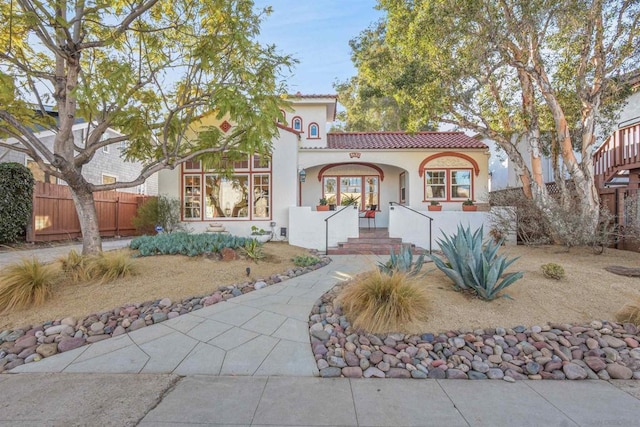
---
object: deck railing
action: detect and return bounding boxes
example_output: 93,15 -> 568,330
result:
594,122 -> 640,185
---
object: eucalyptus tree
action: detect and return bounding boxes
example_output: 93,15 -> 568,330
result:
0,0 -> 293,254
361,0 -> 639,242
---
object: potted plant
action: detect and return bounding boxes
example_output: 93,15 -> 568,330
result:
250,225 -> 271,243
428,200 -> 442,211
462,199 -> 477,211
317,198 -> 330,211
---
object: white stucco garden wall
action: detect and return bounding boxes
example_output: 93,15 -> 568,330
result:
289,205 -> 359,251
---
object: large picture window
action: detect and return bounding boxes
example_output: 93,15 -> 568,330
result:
182,155 -> 271,220
424,169 -> 472,201
322,175 -> 380,210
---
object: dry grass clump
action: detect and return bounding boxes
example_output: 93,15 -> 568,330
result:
0,258 -> 59,312
59,250 -> 137,284
337,270 -> 430,334
541,263 -> 565,280
616,297 -> 640,326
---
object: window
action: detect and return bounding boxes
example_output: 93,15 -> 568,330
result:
102,145 -> 109,153
399,172 -> 406,204
451,170 -> 471,199
308,122 -> 319,139
253,175 -> 270,218
322,175 -> 380,210
425,171 -> 446,199
292,116 -> 303,132
101,133 -> 109,153
181,154 -> 271,220
184,175 -> 201,219
136,183 -> 147,194
102,174 -> 117,185
278,109 -> 286,124
424,169 -> 473,201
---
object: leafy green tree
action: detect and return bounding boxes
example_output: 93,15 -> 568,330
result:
0,0 -> 293,254
361,0 -> 638,243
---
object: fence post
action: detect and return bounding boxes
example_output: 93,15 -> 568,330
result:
115,196 -> 120,237
26,183 -> 37,242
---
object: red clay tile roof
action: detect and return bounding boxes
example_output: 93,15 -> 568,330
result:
289,93 -> 338,99
324,132 -> 488,150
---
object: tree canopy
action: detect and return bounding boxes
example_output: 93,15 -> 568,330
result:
350,0 -> 639,243
0,0 -> 294,254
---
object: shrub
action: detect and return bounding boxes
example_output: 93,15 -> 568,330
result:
541,263 -> 565,280
378,245 -> 426,277
430,225 -> 524,300
85,251 -> 138,283
292,254 -> 320,267
0,258 -> 57,312
130,232 -> 249,257
337,270 -> 429,334
132,196 -> 184,234
59,250 -> 137,283
616,297 -> 640,326
0,163 -> 35,243
240,239 -> 265,263
59,250 -> 92,282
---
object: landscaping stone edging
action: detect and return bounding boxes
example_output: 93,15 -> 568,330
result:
0,254 -> 331,373
310,282 -> 640,381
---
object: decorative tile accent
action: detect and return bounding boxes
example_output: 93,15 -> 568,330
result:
219,120 -> 232,133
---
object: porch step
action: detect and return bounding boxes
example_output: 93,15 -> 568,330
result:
327,241 -> 426,256
345,237 -> 403,244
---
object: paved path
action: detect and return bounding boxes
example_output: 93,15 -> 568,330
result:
0,238 -> 133,268
11,255 -> 372,376
2,373 -> 640,426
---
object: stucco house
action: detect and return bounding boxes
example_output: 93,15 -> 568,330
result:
158,94 -> 501,252
0,109 -> 158,195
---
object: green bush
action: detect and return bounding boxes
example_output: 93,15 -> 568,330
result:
378,245 -> 426,277
292,254 -> 320,267
130,232 -> 249,257
239,239 -> 265,263
541,263 -> 565,280
430,225 -> 524,300
132,195 -> 183,234
0,163 -> 34,243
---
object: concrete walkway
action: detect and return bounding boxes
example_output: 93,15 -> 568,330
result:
11,255 -> 372,376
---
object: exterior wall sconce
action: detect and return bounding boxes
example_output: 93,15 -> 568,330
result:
299,169 -> 306,183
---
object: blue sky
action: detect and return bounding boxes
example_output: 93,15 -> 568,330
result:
254,1 -> 383,95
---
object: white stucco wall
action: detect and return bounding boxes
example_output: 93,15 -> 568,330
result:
388,206 -> 517,251
289,205 -> 359,251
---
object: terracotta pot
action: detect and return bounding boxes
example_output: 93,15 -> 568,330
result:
316,205 -> 329,211
462,205 -> 477,212
428,205 -> 442,211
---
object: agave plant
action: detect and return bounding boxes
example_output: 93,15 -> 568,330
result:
378,245 -> 426,277
429,225 -> 523,300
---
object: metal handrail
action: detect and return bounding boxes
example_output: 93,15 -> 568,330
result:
388,202 -> 433,254
323,203 -> 358,254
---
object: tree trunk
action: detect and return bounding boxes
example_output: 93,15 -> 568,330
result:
69,185 -> 103,255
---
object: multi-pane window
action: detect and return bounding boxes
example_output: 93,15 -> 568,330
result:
182,155 -> 271,220
399,172 -> 406,204
322,175 -> 380,210
253,175 -> 270,218
184,175 -> 201,219
424,169 -> 472,201
308,123 -> 319,138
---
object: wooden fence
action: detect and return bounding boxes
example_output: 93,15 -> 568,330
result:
27,182 -> 152,242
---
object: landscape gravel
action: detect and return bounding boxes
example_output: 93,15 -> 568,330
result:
310,281 -> 640,381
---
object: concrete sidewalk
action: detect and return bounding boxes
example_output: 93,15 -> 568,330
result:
1,373 -> 640,426
0,238 -> 133,268
11,255 -> 371,376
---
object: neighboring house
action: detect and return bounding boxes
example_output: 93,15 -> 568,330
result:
0,110 -> 158,195
158,94 -> 495,250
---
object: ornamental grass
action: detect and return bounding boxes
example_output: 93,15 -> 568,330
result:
616,297 -> 640,326
0,258 -> 58,312
59,250 -> 137,284
337,270 -> 430,334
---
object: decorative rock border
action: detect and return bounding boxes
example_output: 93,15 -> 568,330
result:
310,282 -> 640,380
0,253 -> 330,373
